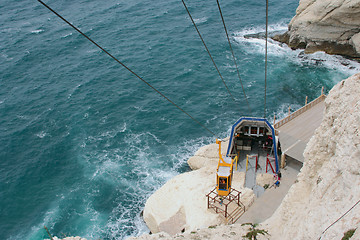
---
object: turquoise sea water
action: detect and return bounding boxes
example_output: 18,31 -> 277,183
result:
1,0 -> 359,239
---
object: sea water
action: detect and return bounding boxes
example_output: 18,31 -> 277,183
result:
1,0 -> 359,239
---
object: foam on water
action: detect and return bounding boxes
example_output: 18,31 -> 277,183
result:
59,123 -> 214,239
234,24 -> 360,76
30,29 -> 44,34
193,17 -> 208,24
1,0 -> 358,239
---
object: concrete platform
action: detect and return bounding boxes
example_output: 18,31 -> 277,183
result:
276,96 -> 325,162
236,161 -> 299,224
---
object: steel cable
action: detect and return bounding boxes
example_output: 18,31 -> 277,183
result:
38,0 -> 219,139
215,0 -> 251,114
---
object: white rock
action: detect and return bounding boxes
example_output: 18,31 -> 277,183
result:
187,139 -> 229,170
277,0 -> 360,58
143,165 -> 254,235
350,32 -> 360,54
264,73 -> 360,239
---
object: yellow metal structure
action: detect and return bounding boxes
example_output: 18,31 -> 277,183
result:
234,155 -> 239,171
216,139 -> 234,196
245,155 -> 249,171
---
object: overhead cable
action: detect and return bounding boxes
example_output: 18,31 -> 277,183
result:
264,0 -> 269,119
318,199 -> 360,240
181,0 -> 241,113
215,0 -> 251,114
37,0 -> 219,139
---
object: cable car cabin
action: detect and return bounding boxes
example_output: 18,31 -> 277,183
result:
216,157 -> 233,196
216,139 -> 234,196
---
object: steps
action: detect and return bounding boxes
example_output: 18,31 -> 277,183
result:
206,187 -> 246,224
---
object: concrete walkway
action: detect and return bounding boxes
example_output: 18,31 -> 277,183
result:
277,96 -> 325,162
236,162 -> 300,224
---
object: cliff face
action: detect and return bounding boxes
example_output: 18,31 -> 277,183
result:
264,73 -> 360,239
131,73 -> 360,240
142,139 -> 256,236
274,0 -> 360,59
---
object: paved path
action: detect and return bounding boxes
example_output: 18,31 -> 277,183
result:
234,95 -> 325,224
277,98 -> 325,162
236,163 -> 299,224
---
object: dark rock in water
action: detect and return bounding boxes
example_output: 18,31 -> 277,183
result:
272,32 -> 290,45
244,30 -> 287,40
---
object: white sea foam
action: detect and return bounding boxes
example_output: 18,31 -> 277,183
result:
36,131 -> 48,138
61,32 -> 73,38
1,54 -> 13,61
193,17 -> 207,24
101,133 -> 216,239
272,102 -> 303,122
233,23 -> 360,76
133,105 -> 150,112
30,29 -> 44,34
68,83 -> 82,99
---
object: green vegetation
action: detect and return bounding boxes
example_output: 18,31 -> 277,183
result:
241,223 -> 269,240
342,228 -> 356,240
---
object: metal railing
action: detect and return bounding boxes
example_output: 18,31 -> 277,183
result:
206,187 -> 246,224
274,94 -> 326,129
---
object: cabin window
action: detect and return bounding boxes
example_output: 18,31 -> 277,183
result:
251,126 -> 258,135
219,177 -> 227,190
259,127 -> 264,135
244,126 -> 249,134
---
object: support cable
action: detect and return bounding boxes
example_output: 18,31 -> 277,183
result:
215,0 -> 251,114
264,0 -> 269,119
318,199 -> 360,240
181,0 -> 241,113
38,0 -> 219,139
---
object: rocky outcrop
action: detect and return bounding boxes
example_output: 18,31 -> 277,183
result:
142,138 -> 256,235
263,73 -> 360,239
273,0 -> 360,59
187,138 -> 229,170
131,73 -> 360,240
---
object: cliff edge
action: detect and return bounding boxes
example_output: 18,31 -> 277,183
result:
263,72 -> 360,239
129,73 -> 360,240
273,0 -> 360,60
142,138 -> 256,235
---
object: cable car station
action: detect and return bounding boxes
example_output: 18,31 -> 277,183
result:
206,117 -> 280,223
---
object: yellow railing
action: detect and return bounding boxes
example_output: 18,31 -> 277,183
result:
274,94 -> 326,129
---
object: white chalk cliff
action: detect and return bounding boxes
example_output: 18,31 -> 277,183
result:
130,73 -> 360,240
263,72 -> 360,239
274,0 -> 360,59
142,138 -> 256,235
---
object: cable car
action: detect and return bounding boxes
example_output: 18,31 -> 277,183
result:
216,139 -> 234,196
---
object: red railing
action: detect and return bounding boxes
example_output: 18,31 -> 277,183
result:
206,187 -> 246,224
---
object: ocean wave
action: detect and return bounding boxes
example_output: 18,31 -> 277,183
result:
233,23 -> 360,76
272,102 -> 303,122
193,17 -> 207,24
61,32 -> 73,38
35,131 -> 49,138
30,29 -> 44,34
